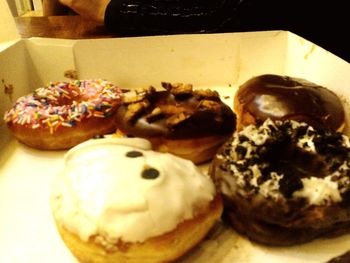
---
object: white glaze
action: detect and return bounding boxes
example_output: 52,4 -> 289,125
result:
51,137 -> 215,244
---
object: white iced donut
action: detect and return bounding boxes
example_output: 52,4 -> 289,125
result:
51,137 -> 222,262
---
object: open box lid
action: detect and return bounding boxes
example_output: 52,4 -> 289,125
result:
0,0 -> 349,86
0,1 -> 20,46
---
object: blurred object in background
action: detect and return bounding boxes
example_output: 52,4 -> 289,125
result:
42,0 -> 71,16
6,0 -> 43,16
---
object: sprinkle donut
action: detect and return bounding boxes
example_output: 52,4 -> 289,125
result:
210,119 -> 350,245
4,79 -> 123,150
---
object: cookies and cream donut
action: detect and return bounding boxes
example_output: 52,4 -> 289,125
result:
327,251 -> 350,263
210,119 -> 350,246
51,137 -> 222,262
234,74 -> 345,131
115,82 -> 236,164
3,79 -> 123,150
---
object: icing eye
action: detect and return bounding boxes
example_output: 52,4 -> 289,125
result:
142,167 -> 160,179
126,151 -> 143,158
93,134 -> 104,139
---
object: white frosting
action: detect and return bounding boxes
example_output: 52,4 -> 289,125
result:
239,122 -> 272,146
51,137 -> 215,244
293,177 -> 342,205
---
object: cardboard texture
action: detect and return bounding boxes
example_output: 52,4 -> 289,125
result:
1,2 -> 350,263
0,0 -> 20,46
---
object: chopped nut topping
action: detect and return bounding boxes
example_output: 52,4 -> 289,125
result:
141,86 -> 156,95
123,94 -> 146,104
194,89 -> 220,101
145,107 -> 164,123
122,82 -> 226,127
198,99 -> 222,112
125,100 -> 150,123
166,112 -> 191,127
123,86 -> 156,104
159,104 -> 186,115
161,82 -> 193,97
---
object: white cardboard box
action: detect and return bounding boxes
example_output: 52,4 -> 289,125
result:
1,1 -> 350,263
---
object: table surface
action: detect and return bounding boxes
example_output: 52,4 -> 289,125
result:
14,15 -> 116,39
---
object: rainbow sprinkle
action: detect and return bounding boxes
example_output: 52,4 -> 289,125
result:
4,79 -> 123,134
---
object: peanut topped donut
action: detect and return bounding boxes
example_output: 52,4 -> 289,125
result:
234,74 -> 345,131
4,79 -> 123,150
115,82 -> 236,164
51,137 -> 222,263
210,119 -> 350,246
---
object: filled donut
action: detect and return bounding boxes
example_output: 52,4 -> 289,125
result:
51,137 -> 222,263
115,82 -> 236,164
210,119 -> 350,246
234,74 -> 345,131
3,79 -> 123,150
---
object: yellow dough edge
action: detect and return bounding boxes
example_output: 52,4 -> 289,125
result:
55,195 -> 223,263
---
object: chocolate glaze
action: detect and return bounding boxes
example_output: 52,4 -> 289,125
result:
328,251 -> 350,263
235,74 -> 345,131
116,87 -> 236,139
210,119 -> 350,245
223,201 -> 350,246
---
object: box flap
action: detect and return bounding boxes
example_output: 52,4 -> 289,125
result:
0,0 -> 20,46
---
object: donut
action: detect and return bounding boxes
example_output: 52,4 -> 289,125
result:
51,137 -> 222,263
234,74 -> 345,131
210,118 -> 350,246
114,82 -> 236,164
327,251 -> 350,263
3,79 -> 123,150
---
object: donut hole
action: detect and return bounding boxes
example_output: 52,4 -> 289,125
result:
262,139 -> 326,177
261,137 -> 328,198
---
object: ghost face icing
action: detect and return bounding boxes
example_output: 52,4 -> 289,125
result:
51,137 -> 215,244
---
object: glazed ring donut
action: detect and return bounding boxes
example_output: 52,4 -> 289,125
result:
210,119 -> 350,246
115,82 -> 236,164
51,137 -> 222,263
234,74 -> 345,131
4,79 -> 123,150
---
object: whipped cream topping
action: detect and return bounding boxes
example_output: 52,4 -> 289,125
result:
51,137 -> 215,244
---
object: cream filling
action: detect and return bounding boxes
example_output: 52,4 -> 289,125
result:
51,137 -> 215,243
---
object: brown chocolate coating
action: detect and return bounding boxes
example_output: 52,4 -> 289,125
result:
222,202 -> 350,246
210,119 -> 350,246
115,83 -> 236,139
234,74 -> 345,131
328,251 -> 350,263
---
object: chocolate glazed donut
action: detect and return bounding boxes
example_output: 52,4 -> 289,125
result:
210,119 -> 350,246
234,74 -> 345,131
115,82 -> 236,164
